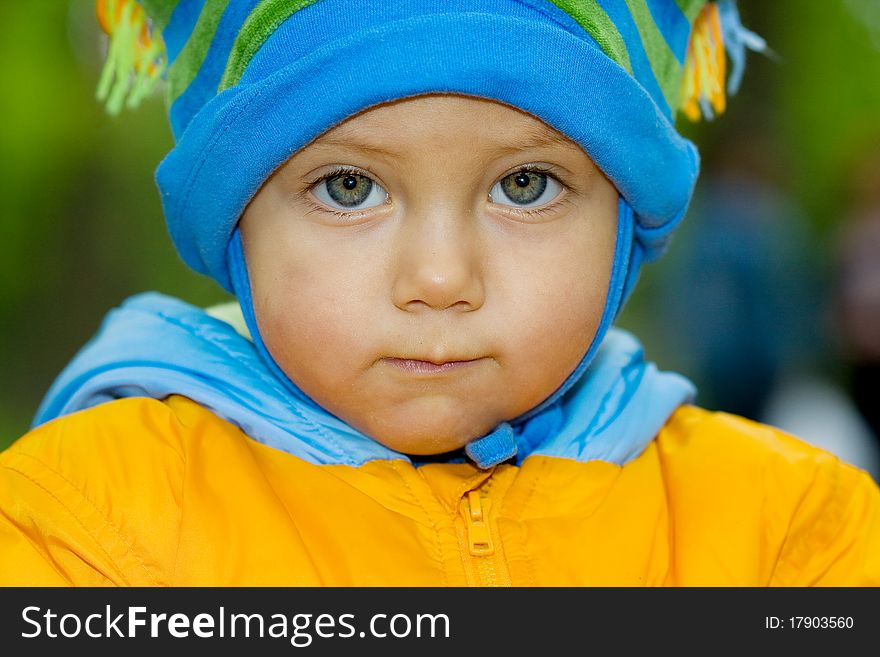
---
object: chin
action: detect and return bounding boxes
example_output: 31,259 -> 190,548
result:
370,427 -> 472,456
362,407 -> 500,457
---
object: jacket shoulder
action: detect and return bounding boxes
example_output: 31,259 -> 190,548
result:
657,404 -> 849,472
656,405 -> 880,585
7,397 -> 190,467
0,396 -> 214,585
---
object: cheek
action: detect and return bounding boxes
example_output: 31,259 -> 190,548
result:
250,237 -> 379,392
494,220 -> 615,387
518,264 -> 608,355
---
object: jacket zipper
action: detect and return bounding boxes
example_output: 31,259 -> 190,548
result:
465,490 -> 493,556
458,485 -> 511,586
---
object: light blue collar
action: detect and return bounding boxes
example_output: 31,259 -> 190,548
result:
33,292 -> 694,469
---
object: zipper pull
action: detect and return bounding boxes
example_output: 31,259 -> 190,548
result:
464,490 -> 494,556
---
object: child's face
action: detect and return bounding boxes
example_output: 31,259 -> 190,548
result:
240,94 -> 617,455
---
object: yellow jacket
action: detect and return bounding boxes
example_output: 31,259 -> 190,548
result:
2,394 -> 878,586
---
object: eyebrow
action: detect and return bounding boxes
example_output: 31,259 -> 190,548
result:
311,136 -> 399,158
494,126 -> 582,154
311,124 -> 582,158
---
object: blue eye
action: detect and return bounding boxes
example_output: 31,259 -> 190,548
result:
313,170 -> 388,210
490,170 -> 562,208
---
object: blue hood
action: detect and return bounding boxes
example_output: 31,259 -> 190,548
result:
33,292 -> 695,468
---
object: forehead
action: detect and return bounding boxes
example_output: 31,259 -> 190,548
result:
307,94 -> 584,158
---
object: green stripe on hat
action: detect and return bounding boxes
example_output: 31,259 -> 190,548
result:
221,0 -> 634,90
624,0 -> 681,110
549,0 -> 633,74
673,0 -> 704,21
166,0 -> 231,104
138,0 -> 180,31
220,0 -> 322,91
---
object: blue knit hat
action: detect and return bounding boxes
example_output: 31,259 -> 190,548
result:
96,0 -> 764,293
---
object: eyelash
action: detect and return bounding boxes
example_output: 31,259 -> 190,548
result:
490,164 -> 571,220
303,164 -> 570,221
303,165 -> 385,221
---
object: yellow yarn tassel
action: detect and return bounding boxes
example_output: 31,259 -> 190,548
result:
95,0 -> 166,115
680,2 -> 727,121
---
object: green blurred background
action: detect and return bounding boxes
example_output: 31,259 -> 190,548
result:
1,1 -> 879,452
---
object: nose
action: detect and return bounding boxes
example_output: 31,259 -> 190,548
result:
391,209 -> 485,312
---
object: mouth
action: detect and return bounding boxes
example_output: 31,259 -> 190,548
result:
380,357 -> 485,375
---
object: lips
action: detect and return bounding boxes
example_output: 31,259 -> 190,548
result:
381,357 -> 483,375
